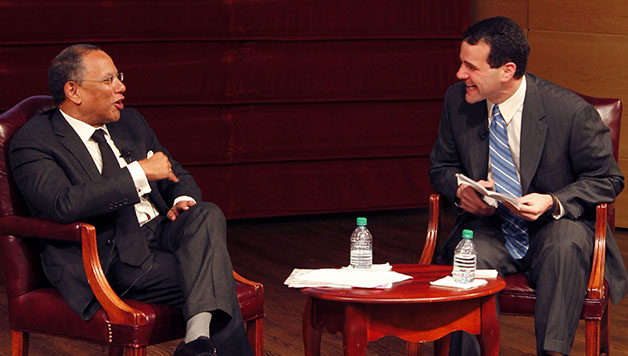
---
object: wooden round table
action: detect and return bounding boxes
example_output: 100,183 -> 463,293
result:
301,264 -> 506,356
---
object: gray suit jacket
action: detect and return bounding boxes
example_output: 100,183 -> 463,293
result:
9,107 -> 202,319
429,73 -> 627,304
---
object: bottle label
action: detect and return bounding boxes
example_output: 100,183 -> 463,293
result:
350,249 -> 372,269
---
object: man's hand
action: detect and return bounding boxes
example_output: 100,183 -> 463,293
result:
517,193 -> 554,221
456,179 -> 496,216
138,151 -> 179,182
167,200 -> 196,221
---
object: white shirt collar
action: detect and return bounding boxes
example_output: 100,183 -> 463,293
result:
59,109 -> 109,143
487,75 -> 527,123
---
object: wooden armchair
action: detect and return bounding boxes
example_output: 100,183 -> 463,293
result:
0,96 -> 264,356
416,94 -> 621,356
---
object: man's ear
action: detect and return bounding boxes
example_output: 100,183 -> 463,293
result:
64,81 -> 82,105
501,62 -> 517,81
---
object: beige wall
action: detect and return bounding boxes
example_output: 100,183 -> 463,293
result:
472,0 -> 628,227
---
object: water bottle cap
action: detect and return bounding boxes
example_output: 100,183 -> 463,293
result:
356,217 -> 367,226
462,229 -> 473,239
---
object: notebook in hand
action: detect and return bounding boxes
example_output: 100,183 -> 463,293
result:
455,173 -> 520,210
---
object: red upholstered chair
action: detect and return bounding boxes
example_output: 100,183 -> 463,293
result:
0,96 -> 264,356
417,94 -> 621,356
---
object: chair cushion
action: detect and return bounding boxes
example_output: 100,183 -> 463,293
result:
9,279 -> 263,347
499,273 -> 608,319
9,288 -> 113,343
499,274 -> 537,315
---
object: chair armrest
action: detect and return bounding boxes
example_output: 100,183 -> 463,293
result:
0,215 -> 147,325
0,215 -> 82,242
79,223 -> 149,325
233,270 -> 264,294
587,203 -> 608,300
418,194 -> 440,265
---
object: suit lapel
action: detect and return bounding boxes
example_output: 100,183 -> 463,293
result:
51,110 -> 101,180
519,74 -> 548,194
107,123 -> 141,163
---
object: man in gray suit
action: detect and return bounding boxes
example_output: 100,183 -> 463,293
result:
429,17 -> 627,356
9,44 -> 252,356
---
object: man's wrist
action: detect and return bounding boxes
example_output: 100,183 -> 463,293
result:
547,193 -> 558,216
128,161 -> 151,196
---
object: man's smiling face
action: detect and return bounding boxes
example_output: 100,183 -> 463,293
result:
455,40 -> 504,104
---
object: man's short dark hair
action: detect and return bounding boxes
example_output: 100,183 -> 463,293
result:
48,44 -> 101,105
463,16 -> 530,79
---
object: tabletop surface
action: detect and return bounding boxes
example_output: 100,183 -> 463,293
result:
300,264 -> 506,303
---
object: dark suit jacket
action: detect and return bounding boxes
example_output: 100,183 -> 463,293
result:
429,73 -> 627,304
9,107 -> 202,319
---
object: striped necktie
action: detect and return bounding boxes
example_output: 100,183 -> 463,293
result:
489,105 -> 529,259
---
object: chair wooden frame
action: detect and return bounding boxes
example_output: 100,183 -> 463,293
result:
413,195 -> 610,356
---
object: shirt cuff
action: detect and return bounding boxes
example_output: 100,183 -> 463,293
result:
174,196 -> 196,206
553,198 -> 565,219
127,161 -> 152,197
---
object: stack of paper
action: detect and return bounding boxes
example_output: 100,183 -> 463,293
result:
284,263 -> 412,289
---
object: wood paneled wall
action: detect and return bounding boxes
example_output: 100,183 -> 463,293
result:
472,0 -> 628,227
0,1 -> 468,219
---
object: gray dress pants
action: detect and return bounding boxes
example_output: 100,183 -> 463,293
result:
448,215 -> 592,356
109,202 -> 252,356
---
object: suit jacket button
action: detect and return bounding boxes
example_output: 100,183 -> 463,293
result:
106,239 -> 114,245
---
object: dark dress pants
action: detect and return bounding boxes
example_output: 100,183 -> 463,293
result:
109,202 -> 252,356
449,215 -> 593,356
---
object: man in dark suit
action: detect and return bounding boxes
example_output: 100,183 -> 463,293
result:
9,44 -> 252,356
429,17 -> 627,356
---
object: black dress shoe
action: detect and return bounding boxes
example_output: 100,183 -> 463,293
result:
173,336 -> 217,356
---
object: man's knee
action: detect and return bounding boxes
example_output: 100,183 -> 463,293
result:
190,202 -> 225,226
470,229 -> 516,273
533,219 -> 593,259
177,202 -> 227,246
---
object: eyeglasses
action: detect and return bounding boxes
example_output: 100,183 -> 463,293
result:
80,72 -> 124,85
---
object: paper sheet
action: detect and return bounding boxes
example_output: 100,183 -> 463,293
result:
284,263 -> 412,289
429,275 -> 488,289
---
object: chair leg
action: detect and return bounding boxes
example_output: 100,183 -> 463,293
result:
123,346 -> 147,356
11,330 -> 28,356
406,341 -> 422,356
600,304 -> 610,356
247,317 -> 264,356
585,319 -> 601,356
108,345 -> 124,356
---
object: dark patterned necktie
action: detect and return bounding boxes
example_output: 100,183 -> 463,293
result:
489,105 -> 529,259
91,129 -> 150,265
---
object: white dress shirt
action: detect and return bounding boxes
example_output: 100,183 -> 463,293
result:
61,109 -> 161,225
487,75 -> 526,182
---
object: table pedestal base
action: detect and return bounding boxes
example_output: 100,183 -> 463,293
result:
303,294 -> 499,356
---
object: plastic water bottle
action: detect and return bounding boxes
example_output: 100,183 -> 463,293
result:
350,217 -> 373,269
452,229 -> 476,284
